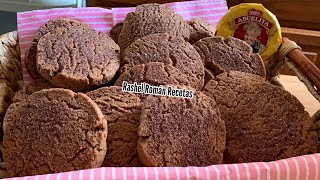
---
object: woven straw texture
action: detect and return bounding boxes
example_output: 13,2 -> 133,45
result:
0,31 -> 23,114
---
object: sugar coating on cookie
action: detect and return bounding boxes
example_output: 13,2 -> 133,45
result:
24,79 -> 55,94
203,71 -> 317,163
86,86 -> 143,167
13,79 -> 55,103
137,89 -> 226,166
118,3 -> 190,51
121,33 -> 204,90
26,18 -> 91,79
2,88 -> 107,177
188,18 -> 216,44
37,28 -> 120,91
194,36 -> 266,78
115,62 -> 198,90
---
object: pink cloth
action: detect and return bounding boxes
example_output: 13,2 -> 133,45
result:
14,0 -> 320,179
4,154 -> 320,180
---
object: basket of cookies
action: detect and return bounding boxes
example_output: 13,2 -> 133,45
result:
0,0 -> 319,179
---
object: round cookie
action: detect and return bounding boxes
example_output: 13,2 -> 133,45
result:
121,33 -> 204,90
26,18 -> 91,79
9,80 -> 56,150
86,86 -> 143,167
137,88 -> 226,166
194,36 -> 266,78
188,18 -> 216,44
118,3 -> 190,51
115,62 -> 198,90
203,71 -> 318,163
110,22 -> 123,44
2,88 -> 107,177
37,27 -> 120,91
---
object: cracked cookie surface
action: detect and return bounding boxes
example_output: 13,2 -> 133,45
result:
203,71 -> 318,163
2,88 -> 107,177
137,89 -> 226,166
37,27 -> 120,91
26,18 -> 91,79
86,86 -> 143,167
194,36 -> 266,79
118,3 -> 190,51
121,33 -> 204,90
115,62 -> 198,90
188,18 -> 215,44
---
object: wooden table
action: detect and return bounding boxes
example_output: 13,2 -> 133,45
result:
278,75 -> 320,116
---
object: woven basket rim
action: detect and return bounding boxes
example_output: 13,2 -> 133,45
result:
0,31 -> 17,43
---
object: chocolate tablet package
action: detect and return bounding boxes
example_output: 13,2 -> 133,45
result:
215,3 -> 282,61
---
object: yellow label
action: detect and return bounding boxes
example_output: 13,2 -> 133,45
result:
216,3 -> 282,61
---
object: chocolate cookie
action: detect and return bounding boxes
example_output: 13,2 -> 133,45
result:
188,18 -> 215,44
138,88 -> 226,166
115,62 -> 198,90
2,88 -> 107,177
26,18 -> 91,79
37,27 -> 120,91
118,3 -> 190,51
86,86 -> 143,167
204,69 -> 215,86
121,33 -> 204,90
194,36 -> 266,78
110,22 -> 123,44
203,71 -> 318,163
13,79 -> 55,103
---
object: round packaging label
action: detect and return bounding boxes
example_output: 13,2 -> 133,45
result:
216,3 -> 282,61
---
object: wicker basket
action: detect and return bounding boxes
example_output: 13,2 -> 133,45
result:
0,30 -> 319,178
0,31 -> 23,114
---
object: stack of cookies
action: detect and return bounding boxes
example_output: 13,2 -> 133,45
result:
25,17 -> 120,91
0,3 -> 317,178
